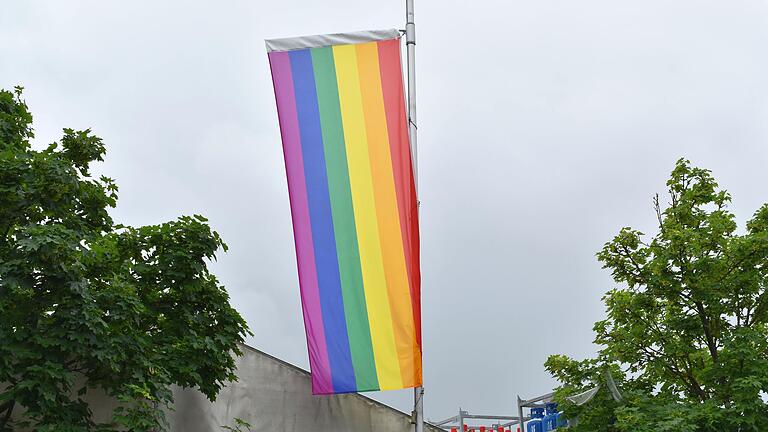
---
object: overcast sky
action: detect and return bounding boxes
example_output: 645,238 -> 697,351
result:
3,0 -> 768,423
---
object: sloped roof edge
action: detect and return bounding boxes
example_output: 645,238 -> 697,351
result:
238,343 -> 442,431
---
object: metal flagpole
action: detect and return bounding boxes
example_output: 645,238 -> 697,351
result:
405,0 -> 423,431
406,0 -> 418,188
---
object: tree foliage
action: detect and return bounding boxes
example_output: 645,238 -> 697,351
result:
546,159 -> 768,431
0,87 -> 250,431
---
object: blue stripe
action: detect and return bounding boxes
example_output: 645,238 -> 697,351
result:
289,49 -> 357,393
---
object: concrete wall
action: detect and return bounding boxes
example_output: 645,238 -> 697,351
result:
9,344 -> 441,432
168,344 -> 441,432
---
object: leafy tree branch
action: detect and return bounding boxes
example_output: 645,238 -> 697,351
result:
546,159 -> 768,431
0,87 -> 251,431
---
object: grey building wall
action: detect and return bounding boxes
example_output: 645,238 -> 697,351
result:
9,344 -> 442,432
169,344 -> 441,432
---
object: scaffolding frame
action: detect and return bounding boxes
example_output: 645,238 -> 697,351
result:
432,391 -> 555,432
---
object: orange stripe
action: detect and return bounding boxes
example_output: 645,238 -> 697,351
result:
356,41 -> 418,387
377,38 -> 422,386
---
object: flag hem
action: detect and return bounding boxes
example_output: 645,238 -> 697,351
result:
265,29 -> 401,52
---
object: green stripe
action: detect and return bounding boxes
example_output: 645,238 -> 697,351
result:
311,46 -> 379,391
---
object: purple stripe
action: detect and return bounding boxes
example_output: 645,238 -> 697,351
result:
268,51 -> 333,394
289,49 -> 356,393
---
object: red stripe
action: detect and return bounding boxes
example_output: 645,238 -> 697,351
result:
377,39 -> 422,355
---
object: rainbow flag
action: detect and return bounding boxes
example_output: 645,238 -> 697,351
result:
266,29 -> 421,394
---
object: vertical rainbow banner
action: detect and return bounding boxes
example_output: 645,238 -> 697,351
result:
266,29 -> 421,394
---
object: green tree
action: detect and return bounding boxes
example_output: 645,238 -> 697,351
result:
546,159 -> 768,431
0,87 -> 250,431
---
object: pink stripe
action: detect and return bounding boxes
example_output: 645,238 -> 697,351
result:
268,51 -> 333,394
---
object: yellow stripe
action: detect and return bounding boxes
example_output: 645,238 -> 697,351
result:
356,42 -> 418,388
333,44 -> 403,390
